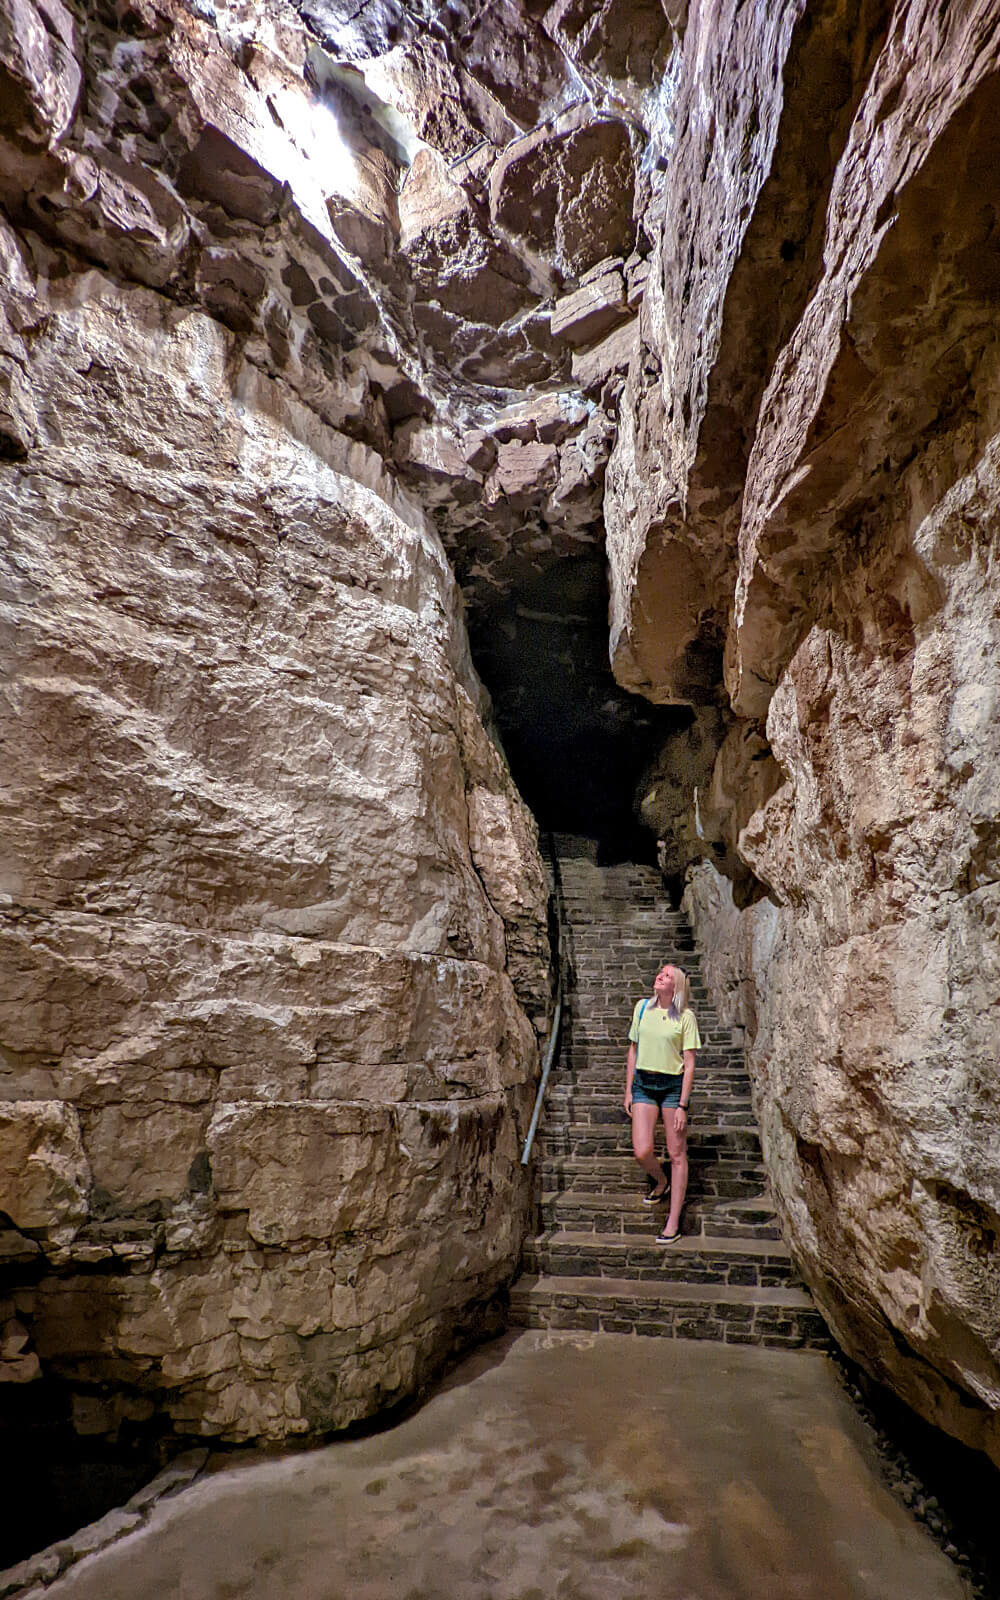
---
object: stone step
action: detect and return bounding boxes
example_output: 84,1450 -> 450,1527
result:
555,1065 -> 744,1079
564,935 -> 693,949
564,991 -> 711,1009
563,911 -> 692,926
565,941 -> 695,954
552,1068 -> 747,1088
564,938 -> 692,951
548,1064 -> 751,1089
559,1041 -> 723,1055
539,1153 -> 768,1198
541,1101 -> 755,1130
564,965 -> 706,979
560,1015 -> 720,1029
565,938 -> 691,951
546,1083 -> 753,1107
547,1100 -> 755,1126
536,1123 -> 762,1159
528,847 -> 824,1355
539,1190 -> 783,1240
566,946 -> 697,961
555,1035 -> 743,1051
563,925 -> 684,935
559,898 -> 680,912
564,909 -> 690,916
521,1230 -> 801,1290
562,1025 -> 720,1039
558,1024 -> 723,1040
552,1063 -> 747,1082
561,1003 -> 726,1019
556,1047 -> 738,1065
556,1030 -> 736,1056
508,1274 -> 829,1349
567,987 -> 705,999
558,1029 -> 730,1045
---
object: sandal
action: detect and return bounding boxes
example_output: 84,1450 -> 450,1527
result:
656,1228 -> 682,1244
642,1179 -> 669,1206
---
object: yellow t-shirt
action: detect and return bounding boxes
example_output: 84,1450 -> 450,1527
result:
628,999 -> 701,1075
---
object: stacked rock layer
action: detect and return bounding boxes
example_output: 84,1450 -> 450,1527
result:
0,0 -> 554,1443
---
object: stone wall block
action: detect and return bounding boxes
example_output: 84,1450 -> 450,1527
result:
0,0 -> 80,146
490,112 -> 636,278
0,1101 -> 89,1245
0,256 -> 548,1444
207,1102 -> 396,1246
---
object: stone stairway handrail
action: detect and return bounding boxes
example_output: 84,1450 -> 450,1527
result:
521,837 -> 567,1166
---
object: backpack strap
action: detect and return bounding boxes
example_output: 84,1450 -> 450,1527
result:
633,997 -> 652,1065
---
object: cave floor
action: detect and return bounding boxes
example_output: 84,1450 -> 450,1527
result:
33,1332 -> 966,1600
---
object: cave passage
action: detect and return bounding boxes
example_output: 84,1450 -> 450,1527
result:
4,0 -> 1000,1583
469,554 -> 688,862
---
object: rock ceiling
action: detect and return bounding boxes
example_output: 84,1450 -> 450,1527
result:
1,0 -> 692,844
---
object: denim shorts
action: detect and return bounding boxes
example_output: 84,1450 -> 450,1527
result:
631,1069 -> 683,1108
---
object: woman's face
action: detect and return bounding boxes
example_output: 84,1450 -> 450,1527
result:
653,965 -> 676,1003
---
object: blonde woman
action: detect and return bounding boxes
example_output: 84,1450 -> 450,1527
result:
624,963 -> 701,1242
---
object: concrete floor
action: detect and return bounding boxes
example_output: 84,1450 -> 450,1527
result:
36,1332 -> 968,1600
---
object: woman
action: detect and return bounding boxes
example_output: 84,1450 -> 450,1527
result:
624,963 -> 701,1242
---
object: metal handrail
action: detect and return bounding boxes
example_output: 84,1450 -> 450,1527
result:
521,837 -> 566,1166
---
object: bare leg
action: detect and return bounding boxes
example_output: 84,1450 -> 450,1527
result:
631,1103 -> 668,1192
660,1107 -> 688,1237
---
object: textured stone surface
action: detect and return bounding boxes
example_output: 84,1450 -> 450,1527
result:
0,267 -> 547,1440
605,0 -> 868,703
551,261 -> 628,347
0,0 -> 557,1443
0,1104 -> 90,1243
491,110 -> 638,280
5,0 -> 998,1496
2,1334 -> 968,1600
544,0 -> 679,108
611,0 -> 1000,1468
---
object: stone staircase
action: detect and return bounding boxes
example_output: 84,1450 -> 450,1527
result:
510,841 -> 828,1349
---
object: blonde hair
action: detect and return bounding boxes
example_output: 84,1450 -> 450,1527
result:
666,965 -> 692,1019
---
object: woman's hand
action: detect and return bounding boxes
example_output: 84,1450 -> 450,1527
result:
624,1091 -> 633,1116
672,1105 -> 687,1134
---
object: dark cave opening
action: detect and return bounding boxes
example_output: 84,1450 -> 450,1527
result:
468,553 -> 688,863
0,1380 -> 170,1569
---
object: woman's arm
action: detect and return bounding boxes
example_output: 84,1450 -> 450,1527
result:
624,1041 -> 637,1114
673,1047 -> 696,1132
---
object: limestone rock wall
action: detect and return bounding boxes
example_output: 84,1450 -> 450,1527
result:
613,0 -> 1000,1464
0,260 -> 548,1442
0,0 -> 552,1444
6,0 -> 999,1480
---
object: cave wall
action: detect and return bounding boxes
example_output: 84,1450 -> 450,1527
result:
4,0 -> 999,1476
612,0 -> 1000,1464
0,0 -> 551,1443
